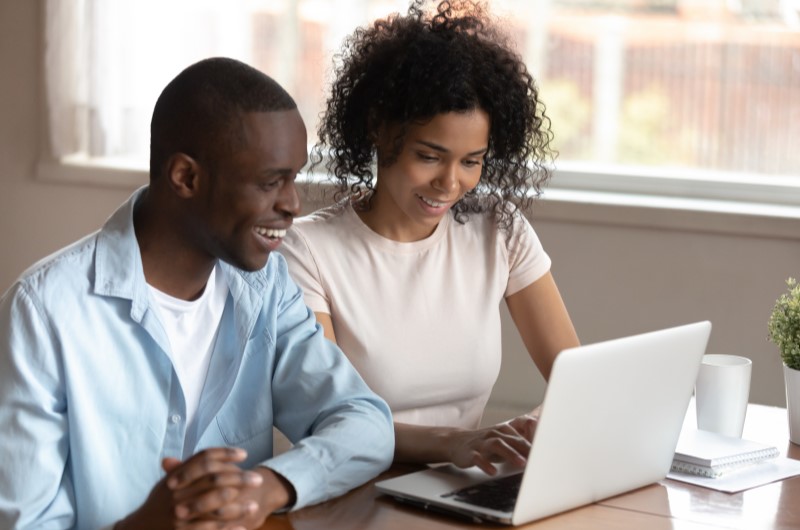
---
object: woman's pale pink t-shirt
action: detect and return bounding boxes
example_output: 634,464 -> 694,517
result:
279,200 -> 551,429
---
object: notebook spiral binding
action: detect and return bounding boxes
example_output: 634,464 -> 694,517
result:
670,446 -> 780,478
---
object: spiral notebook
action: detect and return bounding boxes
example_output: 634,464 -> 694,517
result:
670,429 -> 780,478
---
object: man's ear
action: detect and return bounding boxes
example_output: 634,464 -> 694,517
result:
165,153 -> 202,198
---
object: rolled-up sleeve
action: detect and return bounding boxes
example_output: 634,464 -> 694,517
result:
261,258 -> 394,509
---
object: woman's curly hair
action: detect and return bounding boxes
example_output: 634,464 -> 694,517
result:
313,0 -> 554,226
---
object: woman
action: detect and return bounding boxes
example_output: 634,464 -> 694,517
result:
280,0 -> 579,475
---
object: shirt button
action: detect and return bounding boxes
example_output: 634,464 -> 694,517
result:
171,414 -> 181,424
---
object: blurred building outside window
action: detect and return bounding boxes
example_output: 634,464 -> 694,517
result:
42,0 -> 800,204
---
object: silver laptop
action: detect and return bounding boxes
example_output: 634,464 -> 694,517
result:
376,321 -> 712,525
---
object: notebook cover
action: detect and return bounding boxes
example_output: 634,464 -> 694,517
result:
670,429 -> 779,478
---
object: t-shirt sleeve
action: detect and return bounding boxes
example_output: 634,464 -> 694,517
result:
278,225 -> 332,314
504,210 -> 552,297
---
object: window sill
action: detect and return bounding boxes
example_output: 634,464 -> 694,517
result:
35,160 -> 800,241
534,188 -> 800,241
36,159 -> 148,190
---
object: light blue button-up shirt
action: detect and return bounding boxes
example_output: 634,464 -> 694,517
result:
0,188 -> 394,529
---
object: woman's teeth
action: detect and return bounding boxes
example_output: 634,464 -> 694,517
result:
419,196 -> 446,208
255,227 -> 286,239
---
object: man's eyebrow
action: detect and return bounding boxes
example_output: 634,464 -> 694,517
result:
259,169 -> 292,177
259,163 -> 308,177
414,140 -> 488,156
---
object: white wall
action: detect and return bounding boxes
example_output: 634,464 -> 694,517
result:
490,209 -> 800,422
3,1 -> 798,427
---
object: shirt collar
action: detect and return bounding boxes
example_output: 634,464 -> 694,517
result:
93,186 -> 150,319
92,186 -> 269,324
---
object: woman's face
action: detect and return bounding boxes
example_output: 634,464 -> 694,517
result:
367,109 -> 490,242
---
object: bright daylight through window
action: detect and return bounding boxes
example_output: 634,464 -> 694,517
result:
44,0 -> 800,201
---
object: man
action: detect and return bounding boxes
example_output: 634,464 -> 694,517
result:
0,57 -> 394,529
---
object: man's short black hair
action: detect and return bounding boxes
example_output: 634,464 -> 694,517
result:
150,57 -> 296,178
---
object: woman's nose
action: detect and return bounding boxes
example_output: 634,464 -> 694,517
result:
432,164 -> 459,193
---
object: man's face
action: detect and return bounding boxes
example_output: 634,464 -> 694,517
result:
195,109 -> 307,271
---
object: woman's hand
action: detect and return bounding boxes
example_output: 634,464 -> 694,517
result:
446,414 -> 538,476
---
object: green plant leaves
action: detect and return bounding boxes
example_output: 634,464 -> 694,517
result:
769,277 -> 800,371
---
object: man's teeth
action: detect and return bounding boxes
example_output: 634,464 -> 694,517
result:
419,196 -> 446,208
255,227 -> 286,239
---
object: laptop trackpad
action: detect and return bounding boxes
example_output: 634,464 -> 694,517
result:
377,463 -> 520,501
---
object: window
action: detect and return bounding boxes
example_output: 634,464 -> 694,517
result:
41,0 -> 800,205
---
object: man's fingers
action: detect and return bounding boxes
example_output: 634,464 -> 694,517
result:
174,485 -> 259,521
212,499 -> 259,520
162,457 -> 182,473
167,448 -> 248,489
173,470 -> 264,503
179,519 -> 247,530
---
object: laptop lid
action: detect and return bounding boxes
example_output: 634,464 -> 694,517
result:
375,321 -> 712,525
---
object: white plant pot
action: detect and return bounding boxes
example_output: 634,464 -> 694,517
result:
784,363 -> 800,445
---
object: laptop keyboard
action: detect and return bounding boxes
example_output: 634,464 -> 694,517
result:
441,473 -> 522,513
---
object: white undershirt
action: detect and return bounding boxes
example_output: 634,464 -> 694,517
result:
148,265 -> 228,431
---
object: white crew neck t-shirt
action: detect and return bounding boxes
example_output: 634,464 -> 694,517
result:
280,200 -> 550,428
148,265 -> 228,431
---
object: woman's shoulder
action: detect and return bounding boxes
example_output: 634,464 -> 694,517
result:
293,199 -> 353,233
452,204 -> 533,236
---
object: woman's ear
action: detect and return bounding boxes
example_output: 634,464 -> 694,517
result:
165,153 -> 201,198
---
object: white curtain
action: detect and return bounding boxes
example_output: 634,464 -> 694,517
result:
43,0 -> 258,166
44,0 -> 90,160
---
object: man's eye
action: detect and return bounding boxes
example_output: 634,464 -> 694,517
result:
261,178 -> 282,190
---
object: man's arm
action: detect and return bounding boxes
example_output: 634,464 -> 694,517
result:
0,284 -> 75,528
0,283 -> 268,530
260,261 -> 394,510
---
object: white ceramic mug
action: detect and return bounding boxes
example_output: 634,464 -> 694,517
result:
695,354 -> 752,438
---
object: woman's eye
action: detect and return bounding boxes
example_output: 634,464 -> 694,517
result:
417,153 -> 438,162
464,159 -> 482,168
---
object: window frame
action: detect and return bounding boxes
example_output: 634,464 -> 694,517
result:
35,156 -> 800,243
35,0 -> 800,240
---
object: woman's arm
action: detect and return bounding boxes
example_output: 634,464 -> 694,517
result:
314,312 -> 338,343
314,311 -> 532,475
505,271 -> 579,381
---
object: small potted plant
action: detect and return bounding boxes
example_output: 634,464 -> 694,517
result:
768,277 -> 800,445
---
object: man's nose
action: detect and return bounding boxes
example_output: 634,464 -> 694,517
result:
276,180 -> 301,217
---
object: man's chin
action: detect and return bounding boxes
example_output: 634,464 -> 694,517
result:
225,253 -> 270,273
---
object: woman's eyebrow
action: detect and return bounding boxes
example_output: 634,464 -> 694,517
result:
415,140 -> 488,156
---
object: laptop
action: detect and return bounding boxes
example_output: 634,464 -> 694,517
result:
375,321 -> 712,525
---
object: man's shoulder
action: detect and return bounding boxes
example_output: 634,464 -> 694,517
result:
0,232 -> 99,318
15,232 -> 99,292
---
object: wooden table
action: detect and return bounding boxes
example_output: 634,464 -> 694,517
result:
259,403 -> 800,529
600,403 -> 800,530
